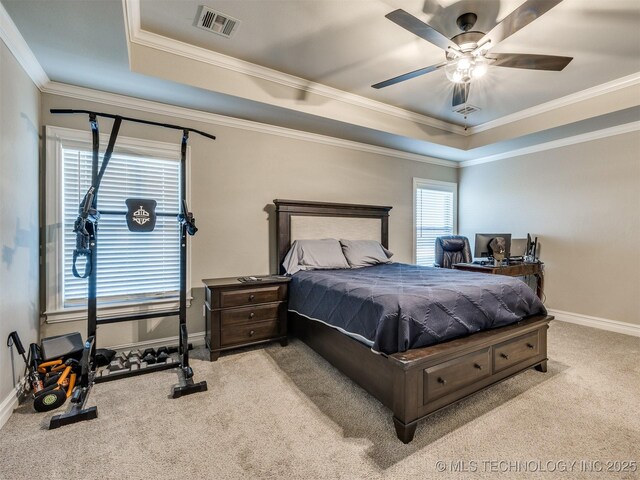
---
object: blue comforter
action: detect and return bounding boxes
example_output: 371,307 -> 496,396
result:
288,263 -> 547,354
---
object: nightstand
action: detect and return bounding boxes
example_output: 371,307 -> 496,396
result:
202,276 -> 291,361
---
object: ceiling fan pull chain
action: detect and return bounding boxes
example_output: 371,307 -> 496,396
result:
464,83 -> 468,131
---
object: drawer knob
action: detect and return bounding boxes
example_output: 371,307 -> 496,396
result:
473,363 -> 483,370
437,377 -> 447,385
500,353 -> 509,360
249,294 -> 255,301
249,312 -> 255,319
249,330 -> 255,337
527,343 -> 535,349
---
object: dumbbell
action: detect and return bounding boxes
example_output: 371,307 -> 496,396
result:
156,351 -> 171,363
108,358 -> 129,373
142,348 -> 156,365
126,355 -> 141,369
114,352 -> 128,363
156,346 -> 169,356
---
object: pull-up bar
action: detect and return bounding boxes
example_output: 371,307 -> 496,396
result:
50,109 -> 216,140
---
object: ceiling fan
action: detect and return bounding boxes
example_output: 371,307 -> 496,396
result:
372,0 -> 573,109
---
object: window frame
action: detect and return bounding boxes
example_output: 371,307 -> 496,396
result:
412,177 -> 458,265
44,125 -> 192,324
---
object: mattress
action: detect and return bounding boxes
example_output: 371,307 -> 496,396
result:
288,262 -> 547,355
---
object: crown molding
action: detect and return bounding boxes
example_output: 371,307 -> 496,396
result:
0,2 -> 49,89
123,0 -> 640,142
5,0 -> 636,169
4,0 -> 638,153
42,81 -> 459,168
38,81 -> 640,170
460,121 -> 640,168
468,72 -> 640,135
122,0 -> 467,136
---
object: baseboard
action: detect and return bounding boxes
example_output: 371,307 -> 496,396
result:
106,331 -> 206,351
548,309 -> 640,337
0,380 -> 24,430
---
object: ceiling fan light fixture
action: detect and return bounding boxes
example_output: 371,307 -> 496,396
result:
471,58 -> 488,78
457,56 -> 472,70
444,55 -> 486,84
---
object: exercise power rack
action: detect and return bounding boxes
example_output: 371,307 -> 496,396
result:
48,109 -> 214,428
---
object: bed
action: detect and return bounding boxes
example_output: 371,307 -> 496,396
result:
274,199 -> 552,443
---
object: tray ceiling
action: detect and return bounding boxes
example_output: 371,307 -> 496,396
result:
2,0 -> 639,163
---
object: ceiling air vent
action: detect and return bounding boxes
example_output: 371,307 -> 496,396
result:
196,6 -> 240,38
453,105 -> 480,116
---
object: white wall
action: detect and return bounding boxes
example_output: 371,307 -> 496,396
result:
0,39 -> 40,421
40,93 -> 458,347
459,131 -> 640,325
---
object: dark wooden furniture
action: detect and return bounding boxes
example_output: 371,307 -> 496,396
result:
453,262 -> 545,299
203,276 -> 291,361
275,199 -> 553,443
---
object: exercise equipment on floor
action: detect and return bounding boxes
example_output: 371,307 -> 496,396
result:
44,109 -> 215,428
7,331 -> 95,418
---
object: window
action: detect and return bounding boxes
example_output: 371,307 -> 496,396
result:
45,126 -> 189,322
413,178 -> 457,266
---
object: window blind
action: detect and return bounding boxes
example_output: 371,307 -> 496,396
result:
415,186 -> 454,266
62,148 -> 181,307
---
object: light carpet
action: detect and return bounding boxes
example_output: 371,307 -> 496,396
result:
0,321 -> 638,480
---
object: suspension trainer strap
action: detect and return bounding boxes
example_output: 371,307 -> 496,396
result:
71,116 -> 122,278
95,116 -> 122,194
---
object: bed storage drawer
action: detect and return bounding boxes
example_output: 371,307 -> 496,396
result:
493,331 -> 540,372
220,286 -> 280,308
221,304 -> 280,327
423,348 -> 491,402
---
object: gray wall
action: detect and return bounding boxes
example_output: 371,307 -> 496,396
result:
0,40 -> 40,405
40,93 -> 458,347
459,131 -> 640,325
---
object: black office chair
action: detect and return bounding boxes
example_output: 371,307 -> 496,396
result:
434,236 -> 472,268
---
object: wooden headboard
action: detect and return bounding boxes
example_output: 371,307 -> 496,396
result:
274,199 -> 392,274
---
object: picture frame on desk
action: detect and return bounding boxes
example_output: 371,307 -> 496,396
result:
526,234 -> 539,262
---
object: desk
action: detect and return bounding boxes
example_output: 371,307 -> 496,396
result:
453,262 -> 544,300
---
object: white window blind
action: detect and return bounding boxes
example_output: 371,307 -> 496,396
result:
62,148 -> 181,307
414,180 -> 457,266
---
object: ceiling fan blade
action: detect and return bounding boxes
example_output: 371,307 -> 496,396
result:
386,9 -> 459,52
479,0 -> 564,48
489,53 -> 573,71
372,62 -> 447,89
452,83 -> 470,107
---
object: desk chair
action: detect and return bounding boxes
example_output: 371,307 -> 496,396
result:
434,236 -> 472,268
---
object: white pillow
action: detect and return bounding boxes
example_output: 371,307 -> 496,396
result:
282,239 -> 350,275
339,239 -> 393,268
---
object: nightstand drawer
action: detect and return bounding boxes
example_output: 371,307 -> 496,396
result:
423,348 -> 491,402
220,286 -> 280,308
221,304 -> 280,327
493,331 -> 540,372
221,320 -> 279,346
